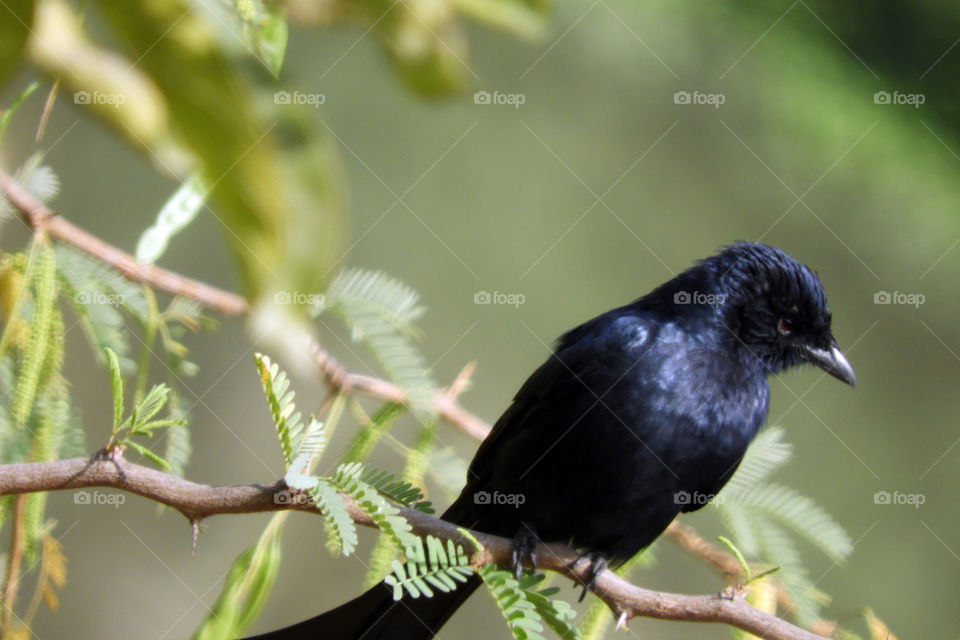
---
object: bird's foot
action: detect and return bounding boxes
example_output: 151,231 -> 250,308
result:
572,552 -> 609,602
511,525 -> 539,580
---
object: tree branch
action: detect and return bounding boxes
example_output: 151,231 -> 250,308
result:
0,456 -> 825,640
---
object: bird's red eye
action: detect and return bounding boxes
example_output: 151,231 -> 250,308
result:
777,319 -> 792,336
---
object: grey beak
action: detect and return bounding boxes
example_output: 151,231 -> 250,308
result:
805,342 -> 856,387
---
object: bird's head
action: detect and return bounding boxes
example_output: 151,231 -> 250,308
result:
708,242 -> 856,386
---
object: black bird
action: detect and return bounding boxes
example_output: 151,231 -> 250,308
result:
250,242 -> 855,640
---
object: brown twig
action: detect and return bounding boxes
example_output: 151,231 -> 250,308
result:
0,456 -> 826,640
0,170 -> 249,316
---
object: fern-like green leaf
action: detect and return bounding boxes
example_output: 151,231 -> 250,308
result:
717,502 -> 760,557
132,383 -> 171,426
12,241 -> 56,427
104,347 -> 124,429
309,479 -> 359,556
254,353 -> 304,467
428,447 -> 469,500
294,416 -> 326,463
750,513 -> 826,626
136,172 -> 207,264
55,244 -> 148,323
323,269 -> 435,408
727,483 -> 853,562
383,536 -> 473,600
332,463 -> 417,549
341,400 -> 404,464
517,574 -> 581,640
0,150 -> 59,220
164,420 -> 192,477
480,565 -> 546,640
326,268 -> 425,333
126,440 -> 170,470
722,426 -> 792,495
361,467 -> 433,513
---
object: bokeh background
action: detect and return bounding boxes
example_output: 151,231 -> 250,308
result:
2,0 -> 959,638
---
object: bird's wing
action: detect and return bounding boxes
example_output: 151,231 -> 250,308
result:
465,309 -> 656,484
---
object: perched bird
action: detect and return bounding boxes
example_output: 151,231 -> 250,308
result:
250,242 -> 855,640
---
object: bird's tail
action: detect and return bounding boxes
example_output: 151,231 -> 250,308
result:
246,573 -> 481,640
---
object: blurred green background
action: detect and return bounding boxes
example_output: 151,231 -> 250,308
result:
2,0 -> 959,638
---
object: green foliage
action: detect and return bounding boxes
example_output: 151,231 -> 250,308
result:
55,244 -> 148,372
0,241 -> 79,562
105,347 -> 124,429
479,565 -> 548,640
193,512 -> 286,640
517,573 -> 581,640
722,426 -> 793,495
331,462 -> 417,549
362,467 -> 434,514
230,0 -> 289,76
322,268 -> 436,409
341,400 -> 405,463
716,426 -> 852,624
254,352 -> 326,468
11,241 -> 56,427
0,82 -> 38,146
91,0 -> 344,304
308,480 -> 359,556
0,149 -> 58,224
135,172 -> 208,264
428,447 -> 470,500
104,347 -> 187,468
159,296 -> 214,378
327,0 -> 548,97
0,0 -> 32,86
383,536 -> 473,600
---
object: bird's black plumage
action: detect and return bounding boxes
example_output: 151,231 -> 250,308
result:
249,242 -> 855,640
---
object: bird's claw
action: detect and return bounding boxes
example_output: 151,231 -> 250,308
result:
573,552 -> 609,602
511,526 -> 539,580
